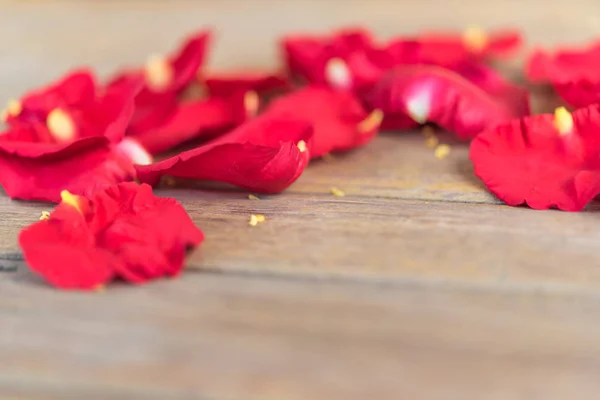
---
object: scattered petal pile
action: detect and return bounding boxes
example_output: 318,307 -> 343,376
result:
5,25 -> 600,290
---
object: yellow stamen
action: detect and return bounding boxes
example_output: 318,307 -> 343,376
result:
60,190 -> 82,214
248,194 -> 260,200
144,54 -> 174,92
248,214 -> 266,226
94,284 -> 106,293
330,187 -> 345,197
463,25 -> 488,52
6,99 -> 22,117
46,108 -> 76,142
434,144 -> 451,160
554,106 -> 573,135
322,153 -> 335,162
425,135 -> 439,148
39,210 -> 51,221
244,91 -> 259,117
357,109 -> 384,133
297,140 -> 307,153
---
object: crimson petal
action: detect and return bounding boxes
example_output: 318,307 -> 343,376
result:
265,86 -> 381,158
470,105 -> 600,211
135,115 -> 313,193
367,65 -> 530,139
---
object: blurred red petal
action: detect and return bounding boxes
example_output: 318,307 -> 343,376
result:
367,65 -> 529,139
204,71 -> 290,97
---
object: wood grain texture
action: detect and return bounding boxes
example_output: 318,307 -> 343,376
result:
2,1 -> 600,399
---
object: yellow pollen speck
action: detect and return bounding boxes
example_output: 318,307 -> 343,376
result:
322,153 -> 335,162
330,187 -> 345,197
39,211 -> 51,220
434,144 -> 451,160
248,194 -> 260,200
463,25 -> 488,52
6,99 -> 22,117
60,190 -> 82,214
357,109 -> 384,133
425,135 -> 439,148
244,91 -> 259,117
94,284 -> 106,293
46,108 -> 76,141
144,54 -> 174,92
248,214 -> 266,226
554,106 -> 573,135
297,140 -> 307,153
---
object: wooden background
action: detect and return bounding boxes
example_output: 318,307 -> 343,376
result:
2,1 -> 600,399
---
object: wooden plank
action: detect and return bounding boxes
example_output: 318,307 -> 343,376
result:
3,189 -> 600,289
1,272 -> 600,399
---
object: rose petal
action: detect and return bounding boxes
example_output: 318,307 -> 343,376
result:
203,71 -> 290,97
135,115 -> 313,193
470,104 -> 600,211
367,65 -> 530,139
265,86 -> 380,158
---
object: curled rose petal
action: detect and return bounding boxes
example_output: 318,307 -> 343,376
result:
0,134 -> 136,202
470,105 -> 600,211
367,65 -> 530,139
19,182 -> 203,290
135,115 -> 313,193
203,71 -> 290,97
130,91 -> 257,155
265,86 -> 381,158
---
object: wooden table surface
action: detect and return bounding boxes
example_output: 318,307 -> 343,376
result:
2,1 -> 600,399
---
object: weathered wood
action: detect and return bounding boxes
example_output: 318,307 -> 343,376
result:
2,272 -> 600,400
3,1 -> 600,399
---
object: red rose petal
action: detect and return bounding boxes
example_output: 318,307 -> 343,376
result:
19,182 -> 203,290
203,71 -> 290,97
367,65 -> 530,139
282,27 -> 375,85
130,91 -> 255,155
265,86 -> 381,158
0,134 -> 136,202
135,115 -> 313,193
470,105 -> 600,211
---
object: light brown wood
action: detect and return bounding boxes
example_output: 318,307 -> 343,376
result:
2,1 -> 600,399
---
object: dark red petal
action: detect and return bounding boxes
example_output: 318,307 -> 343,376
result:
265,86 -> 380,158
367,65 -> 530,139
204,71 -> 290,97
131,91 -> 254,155
0,136 -> 136,202
19,210 -> 116,290
135,116 -> 313,193
470,105 -> 600,211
